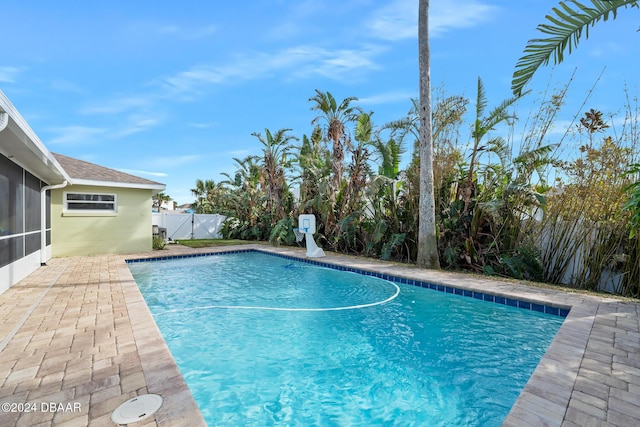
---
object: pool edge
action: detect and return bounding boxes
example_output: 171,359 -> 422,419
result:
118,257 -> 208,427
124,244 -> 624,426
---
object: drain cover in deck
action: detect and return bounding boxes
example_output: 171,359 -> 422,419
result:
111,394 -> 163,425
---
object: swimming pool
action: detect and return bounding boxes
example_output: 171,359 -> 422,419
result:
128,250 -> 565,426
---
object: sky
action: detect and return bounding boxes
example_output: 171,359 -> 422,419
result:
1,0 -> 638,204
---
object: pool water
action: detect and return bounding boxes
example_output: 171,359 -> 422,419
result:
129,251 -> 564,426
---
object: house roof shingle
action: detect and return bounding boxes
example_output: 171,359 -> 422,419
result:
52,153 -> 165,188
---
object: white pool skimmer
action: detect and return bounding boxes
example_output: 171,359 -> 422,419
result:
111,394 -> 163,425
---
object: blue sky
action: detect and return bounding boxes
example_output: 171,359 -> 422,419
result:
1,0 -> 638,204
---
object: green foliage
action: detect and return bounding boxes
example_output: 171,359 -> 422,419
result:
193,86 -> 640,298
623,163 -> 640,238
153,192 -> 172,211
253,128 -> 298,225
152,236 -> 166,250
621,163 -> 640,297
380,233 -> 406,261
191,179 -> 225,214
220,217 -> 269,241
269,216 -> 296,246
500,248 -> 543,281
537,110 -> 638,294
432,78 -> 546,280
513,0 -> 639,95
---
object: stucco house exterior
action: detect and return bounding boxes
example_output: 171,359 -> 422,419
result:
51,153 -> 165,257
0,89 -> 165,293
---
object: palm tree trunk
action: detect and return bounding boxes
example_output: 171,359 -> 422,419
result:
417,0 -> 440,269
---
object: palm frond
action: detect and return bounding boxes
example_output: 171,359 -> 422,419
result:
355,112 -> 373,143
309,90 -> 329,112
338,96 -> 358,112
329,92 -> 338,113
475,77 -> 488,120
482,92 -> 525,131
485,136 -> 511,167
512,0 -> 639,96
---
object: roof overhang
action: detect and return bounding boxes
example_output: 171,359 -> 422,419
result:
68,178 -> 166,195
0,90 -> 71,185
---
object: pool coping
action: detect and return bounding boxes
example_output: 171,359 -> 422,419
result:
126,244 -> 640,426
2,243 -> 639,426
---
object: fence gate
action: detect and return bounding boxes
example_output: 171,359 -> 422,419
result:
192,214 -> 226,239
152,213 -> 226,240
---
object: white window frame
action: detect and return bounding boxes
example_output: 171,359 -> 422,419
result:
63,191 -> 118,214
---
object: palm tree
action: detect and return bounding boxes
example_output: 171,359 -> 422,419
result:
345,112 -> 374,216
252,128 -> 298,222
191,179 -> 219,213
191,179 -> 206,201
417,0 -> 440,268
153,192 -> 171,211
220,156 -> 264,228
512,0 -> 639,96
298,125 -> 330,206
309,90 -> 363,195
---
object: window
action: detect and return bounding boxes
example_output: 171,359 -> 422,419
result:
64,192 -> 117,212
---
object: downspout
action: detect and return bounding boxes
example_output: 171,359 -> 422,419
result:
40,180 -> 68,265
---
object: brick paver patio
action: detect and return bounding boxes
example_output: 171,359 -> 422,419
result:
1,244 -> 639,426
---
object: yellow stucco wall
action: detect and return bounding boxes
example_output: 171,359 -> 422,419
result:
51,185 -> 153,256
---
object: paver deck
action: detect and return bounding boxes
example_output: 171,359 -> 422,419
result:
1,243 -> 639,426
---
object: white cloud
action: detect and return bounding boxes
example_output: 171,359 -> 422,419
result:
365,0 -> 416,41
124,22 -> 217,41
365,0 -> 498,41
264,0 -> 326,41
292,46 -> 382,80
81,95 -> 152,115
48,113 -> 162,144
47,126 -> 107,145
358,90 -> 416,105
112,114 -> 162,138
430,0 -> 497,36
189,122 -> 215,129
161,68 -> 226,96
118,168 -> 169,177
228,149 -> 251,157
50,79 -> 84,93
0,66 -> 24,83
160,44 -> 383,99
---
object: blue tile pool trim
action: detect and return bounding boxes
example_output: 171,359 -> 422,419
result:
125,248 -> 253,263
126,249 -> 570,318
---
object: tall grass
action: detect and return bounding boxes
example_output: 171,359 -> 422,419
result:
536,103 -> 639,295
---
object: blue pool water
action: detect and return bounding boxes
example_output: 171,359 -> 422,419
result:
128,251 -> 565,426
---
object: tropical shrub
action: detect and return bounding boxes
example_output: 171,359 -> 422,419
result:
193,86 -> 640,297
537,109 -> 638,293
152,236 -> 166,250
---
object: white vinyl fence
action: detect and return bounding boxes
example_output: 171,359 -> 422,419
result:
152,212 -> 226,240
